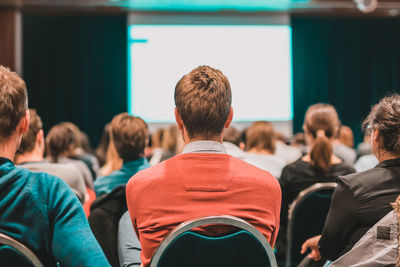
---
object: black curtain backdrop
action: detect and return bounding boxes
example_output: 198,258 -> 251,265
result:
22,14 -> 400,147
23,13 -> 127,147
292,16 -> 400,145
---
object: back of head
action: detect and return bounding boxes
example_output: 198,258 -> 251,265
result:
223,127 -> 242,146
339,125 -> 354,148
16,109 -> 43,155
151,128 -> 164,149
111,113 -> 148,162
246,121 -> 276,153
362,94 -> 400,156
304,103 -> 340,172
0,66 -> 28,142
174,65 -> 232,140
46,124 -> 75,163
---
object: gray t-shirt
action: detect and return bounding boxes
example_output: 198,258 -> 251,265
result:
18,161 -> 86,202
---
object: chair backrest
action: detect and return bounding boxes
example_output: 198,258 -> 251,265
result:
285,182 -> 337,267
0,233 -> 43,267
150,215 -> 277,267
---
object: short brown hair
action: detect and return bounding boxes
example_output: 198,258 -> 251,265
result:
246,121 -> 276,153
46,124 -> 76,163
111,113 -> 148,162
0,66 -> 28,141
16,109 -> 42,155
174,66 -> 231,139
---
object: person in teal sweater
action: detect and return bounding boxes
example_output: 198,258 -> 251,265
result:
0,66 -> 110,267
94,113 -> 150,197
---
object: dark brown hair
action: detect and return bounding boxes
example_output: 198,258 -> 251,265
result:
111,113 -> 148,162
304,103 -> 340,172
0,66 -> 28,141
362,94 -> 400,155
174,65 -> 232,139
16,109 -> 42,155
45,124 -> 75,163
246,121 -> 276,153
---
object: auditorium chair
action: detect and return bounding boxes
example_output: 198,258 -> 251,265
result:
285,183 -> 337,267
0,232 -> 43,267
150,215 -> 277,267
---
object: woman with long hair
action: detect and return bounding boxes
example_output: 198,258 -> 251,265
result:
276,103 -> 355,260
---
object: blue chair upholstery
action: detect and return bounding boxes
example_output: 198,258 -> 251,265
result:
150,215 -> 277,267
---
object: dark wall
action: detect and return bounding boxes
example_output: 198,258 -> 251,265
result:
22,13 -> 400,148
23,13 -> 127,147
292,16 -> 400,145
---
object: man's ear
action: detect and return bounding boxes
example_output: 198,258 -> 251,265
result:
175,107 -> 184,130
224,107 -> 233,129
19,110 -> 30,135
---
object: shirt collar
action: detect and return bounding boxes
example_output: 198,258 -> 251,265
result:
376,157 -> 400,168
122,157 -> 149,168
182,141 -> 227,154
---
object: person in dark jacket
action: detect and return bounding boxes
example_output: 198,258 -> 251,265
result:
301,94 -> 400,263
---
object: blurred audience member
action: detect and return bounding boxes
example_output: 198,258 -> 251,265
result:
0,66 -> 109,266
338,125 -> 354,148
357,131 -> 373,158
148,128 -> 164,166
245,121 -> 285,178
98,137 -> 122,177
223,126 -> 246,159
301,95 -> 400,262
61,122 -> 100,179
126,66 -> 281,267
95,123 -> 111,167
275,132 -> 301,165
160,125 -> 184,160
354,153 -> 379,172
15,109 -> 86,202
94,113 -> 150,197
333,125 -> 357,166
292,132 -> 308,155
276,104 -> 355,260
46,123 -> 94,189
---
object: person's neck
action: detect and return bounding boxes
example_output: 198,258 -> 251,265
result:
15,149 -> 44,164
377,151 -> 400,163
183,135 -> 223,146
0,135 -> 20,162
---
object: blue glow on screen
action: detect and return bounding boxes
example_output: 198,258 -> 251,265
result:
128,25 -> 293,123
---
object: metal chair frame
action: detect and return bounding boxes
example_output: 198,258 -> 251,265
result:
150,215 -> 277,267
0,232 -> 44,267
285,182 -> 337,267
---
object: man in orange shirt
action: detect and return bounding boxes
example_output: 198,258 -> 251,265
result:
126,65 -> 281,266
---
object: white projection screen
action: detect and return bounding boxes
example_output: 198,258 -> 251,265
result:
128,13 -> 293,127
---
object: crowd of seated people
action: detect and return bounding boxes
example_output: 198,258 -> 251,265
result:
0,63 -> 398,267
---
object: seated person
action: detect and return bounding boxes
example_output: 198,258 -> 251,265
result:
330,194 -> 400,266
15,109 -> 86,202
126,66 -> 281,267
0,66 -> 109,266
301,95 -> 400,262
118,211 -> 141,267
332,125 -> 357,166
244,121 -> 286,178
46,124 -> 94,189
276,104 -> 355,260
94,113 -> 150,197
